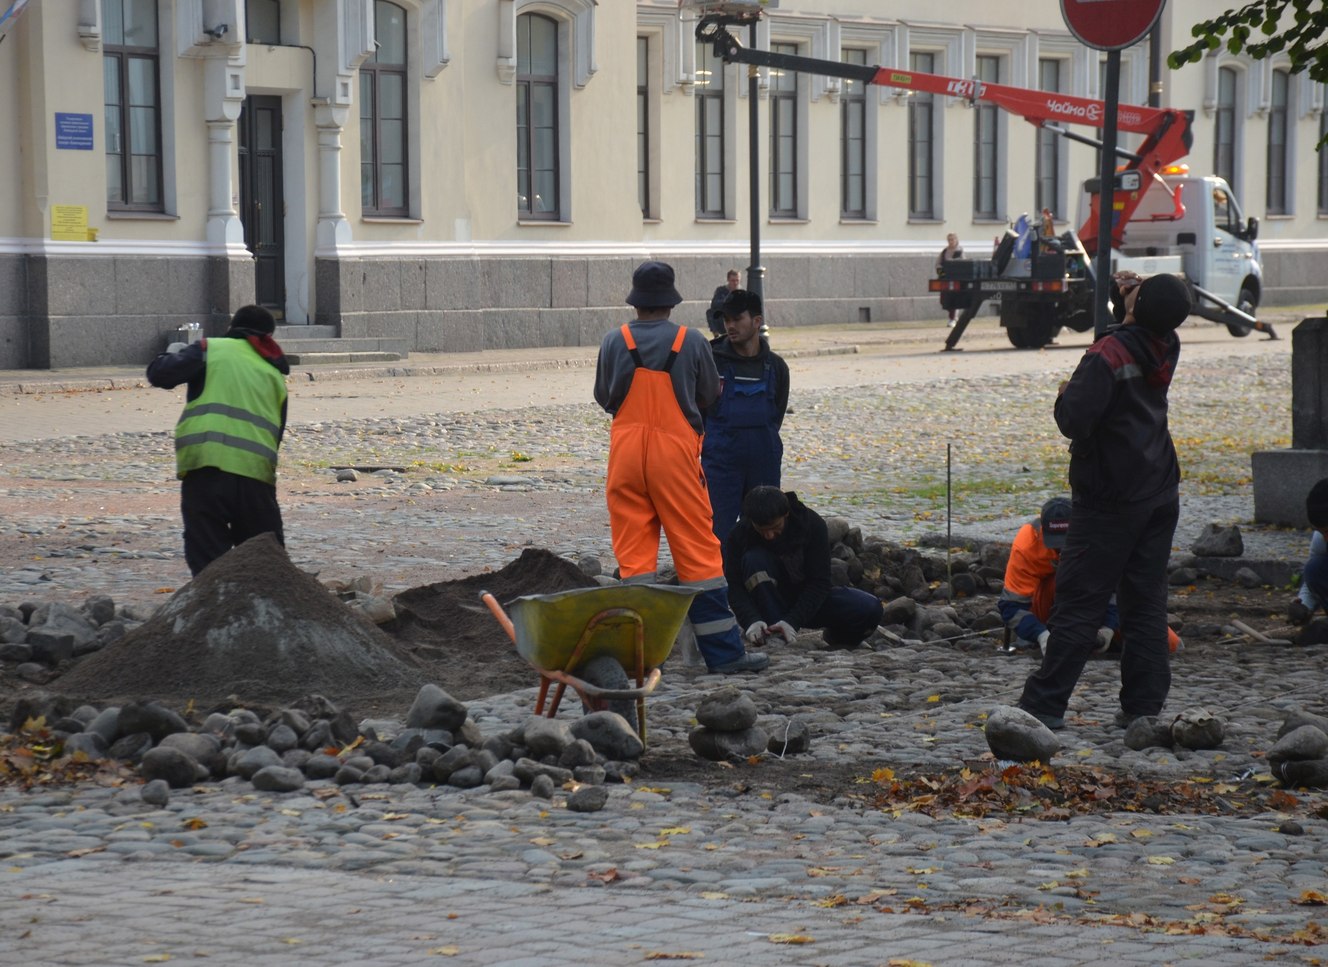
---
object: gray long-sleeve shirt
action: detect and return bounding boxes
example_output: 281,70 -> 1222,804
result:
593,318 -> 720,435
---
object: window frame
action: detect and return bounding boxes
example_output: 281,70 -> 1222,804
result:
1035,57 -> 1065,221
695,39 -> 727,219
103,0 -> 164,213
768,41 -> 799,219
636,35 -> 650,218
973,54 -> 1001,221
246,0 -> 281,45
1214,66 -> 1239,190
840,48 -> 868,220
515,11 -> 561,221
907,50 -> 936,221
360,0 -> 410,218
1266,67 -> 1290,215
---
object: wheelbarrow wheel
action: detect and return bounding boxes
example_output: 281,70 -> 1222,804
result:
576,655 -> 636,722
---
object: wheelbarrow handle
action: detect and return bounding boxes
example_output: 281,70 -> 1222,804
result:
479,591 -> 516,644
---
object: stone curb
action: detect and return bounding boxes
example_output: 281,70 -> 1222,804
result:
0,346 -> 858,395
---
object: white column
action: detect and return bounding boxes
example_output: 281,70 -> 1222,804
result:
203,57 -> 245,249
314,100 -> 352,250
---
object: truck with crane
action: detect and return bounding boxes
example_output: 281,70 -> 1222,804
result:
682,0 -> 1276,349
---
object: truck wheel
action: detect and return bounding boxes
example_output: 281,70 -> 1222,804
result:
576,655 -> 637,723
1006,327 -> 1032,349
1226,285 -> 1258,338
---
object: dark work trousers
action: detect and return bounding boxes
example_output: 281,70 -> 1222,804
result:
1019,495 -> 1179,720
180,466 -> 285,576
742,547 -> 884,646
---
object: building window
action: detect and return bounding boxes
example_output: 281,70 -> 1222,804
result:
637,36 -> 650,217
908,51 -> 935,220
360,0 -> 408,216
515,13 -> 559,219
1318,104 -> 1328,215
1214,66 -> 1237,187
1266,68 -> 1289,214
841,49 -> 867,219
1036,58 -> 1062,218
769,42 -> 798,217
695,40 -> 726,218
974,54 -> 1000,219
246,0 -> 281,45
103,0 -> 162,211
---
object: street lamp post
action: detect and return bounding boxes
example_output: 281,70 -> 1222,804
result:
745,19 -> 765,302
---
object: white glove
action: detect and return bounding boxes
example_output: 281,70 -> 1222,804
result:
165,342 -> 188,354
1094,626 -> 1115,654
768,621 -> 797,644
744,621 -> 768,644
1036,630 -> 1050,655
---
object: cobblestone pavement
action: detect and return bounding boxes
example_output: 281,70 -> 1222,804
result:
2,316 -> 1326,966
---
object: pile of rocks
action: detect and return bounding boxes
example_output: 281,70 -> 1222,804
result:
0,597 -> 146,684
1269,710 -> 1328,787
9,683 -> 649,813
688,686 -> 772,761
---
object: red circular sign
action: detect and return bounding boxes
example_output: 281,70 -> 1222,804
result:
1060,0 -> 1165,50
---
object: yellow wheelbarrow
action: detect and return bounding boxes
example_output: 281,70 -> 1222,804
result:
480,584 -> 698,746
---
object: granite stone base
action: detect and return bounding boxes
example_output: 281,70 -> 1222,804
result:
1251,449 -> 1328,527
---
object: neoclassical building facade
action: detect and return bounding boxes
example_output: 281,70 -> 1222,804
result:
0,0 -> 1324,367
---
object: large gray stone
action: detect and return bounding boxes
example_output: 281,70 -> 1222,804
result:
251,766 -> 306,792
688,725 -> 769,761
118,702 -> 190,742
1190,523 -> 1244,557
512,757 -> 573,786
567,785 -> 609,812
404,684 -> 468,731
1123,717 -> 1175,751
766,717 -> 812,756
521,716 -> 574,758
1278,758 -> 1328,788
139,747 -> 201,788
1269,724 -> 1328,772
1171,708 -> 1225,750
1278,709 -> 1328,740
233,745 -> 283,779
983,705 -> 1060,763
695,686 -> 759,731
159,732 -> 221,762
64,732 -> 108,758
569,712 -> 643,761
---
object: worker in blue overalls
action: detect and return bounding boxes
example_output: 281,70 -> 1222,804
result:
702,289 -> 790,542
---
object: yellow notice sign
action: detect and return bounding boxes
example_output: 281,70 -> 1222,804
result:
51,205 -> 89,241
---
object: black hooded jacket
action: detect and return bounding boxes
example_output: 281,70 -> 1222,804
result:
1054,322 -> 1180,510
722,492 -> 831,629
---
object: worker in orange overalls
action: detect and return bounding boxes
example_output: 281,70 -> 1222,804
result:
593,261 -> 769,674
1000,496 -> 1179,654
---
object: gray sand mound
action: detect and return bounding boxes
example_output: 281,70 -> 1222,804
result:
55,534 -> 427,707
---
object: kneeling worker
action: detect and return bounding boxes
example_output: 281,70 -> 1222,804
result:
723,486 -> 884,649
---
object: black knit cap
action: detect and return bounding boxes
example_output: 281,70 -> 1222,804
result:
1132,274 -> 1191,333
1308,478 -> 1328,529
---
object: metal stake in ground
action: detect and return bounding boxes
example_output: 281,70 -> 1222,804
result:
946,444 -> 953,588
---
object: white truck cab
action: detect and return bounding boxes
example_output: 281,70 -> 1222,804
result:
1090,168 -> 1263,318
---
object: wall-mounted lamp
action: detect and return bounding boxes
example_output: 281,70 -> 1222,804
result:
203,23 -> 229,41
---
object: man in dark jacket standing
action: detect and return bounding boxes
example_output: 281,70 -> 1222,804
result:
703,289 -> 790,541
147,305 -> 290,576
1017,272 -> 1192,730
724,487 -> 883,649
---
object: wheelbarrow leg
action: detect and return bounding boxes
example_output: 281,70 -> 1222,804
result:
534,677 -> 552,715
546,682 -> 568,718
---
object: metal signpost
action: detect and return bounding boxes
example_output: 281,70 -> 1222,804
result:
1059,0 -> 1167,337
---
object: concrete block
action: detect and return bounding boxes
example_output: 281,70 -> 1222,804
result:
163,259 -> 210,314
208,256 -> 255,321
111,258 -> 175,316
1292,317 -> 1328,449
436,310 -> 486,353
1252,449 -> 1328,527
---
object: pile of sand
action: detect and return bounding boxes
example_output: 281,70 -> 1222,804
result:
55,535 -> 427,709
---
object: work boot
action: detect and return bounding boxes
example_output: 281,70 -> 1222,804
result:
1289,599 -> 1312,626
710,652 -> 769,674
1017,703 -> 1065,731
1113,709 -> 1142,729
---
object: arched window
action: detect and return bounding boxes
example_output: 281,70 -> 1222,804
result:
516,13 -> 559,219
360,0 -> 408,216
103,0 -> 162,210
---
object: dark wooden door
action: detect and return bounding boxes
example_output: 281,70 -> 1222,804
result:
238,95 -> 285,318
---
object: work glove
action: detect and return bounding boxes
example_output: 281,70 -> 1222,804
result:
1036,630 -> 1050,655
768,621 -> 797,645
1094,626 -> 1115,654
165,342 -> 188,354
743,621 -> 768,644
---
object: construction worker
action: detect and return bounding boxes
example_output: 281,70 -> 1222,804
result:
1001,497 -> 1120,653
724,487 -> 884,650
1289,478 -> 1328,625
1016,271 -> 1192,731
146,305 -> 290,576
702,289 -> 789,541
593,261 -> 769,674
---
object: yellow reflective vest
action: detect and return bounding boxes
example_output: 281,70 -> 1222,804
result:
174,338 -> 287,484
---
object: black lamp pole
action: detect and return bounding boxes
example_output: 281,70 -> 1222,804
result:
745,19 -> 765,302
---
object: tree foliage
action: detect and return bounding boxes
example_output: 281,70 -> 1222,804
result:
1168,0 -> 1328,82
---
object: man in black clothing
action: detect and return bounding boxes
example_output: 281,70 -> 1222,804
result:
723,486 -> 884,649
1017,272 -> 1192,730
706,269 -> 740,335
703,289 -> 790,541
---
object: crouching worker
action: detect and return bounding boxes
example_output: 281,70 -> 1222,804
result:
1288,478 -> 1328,625
1000,497 -> 1119,654
723,486 -> 884,649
